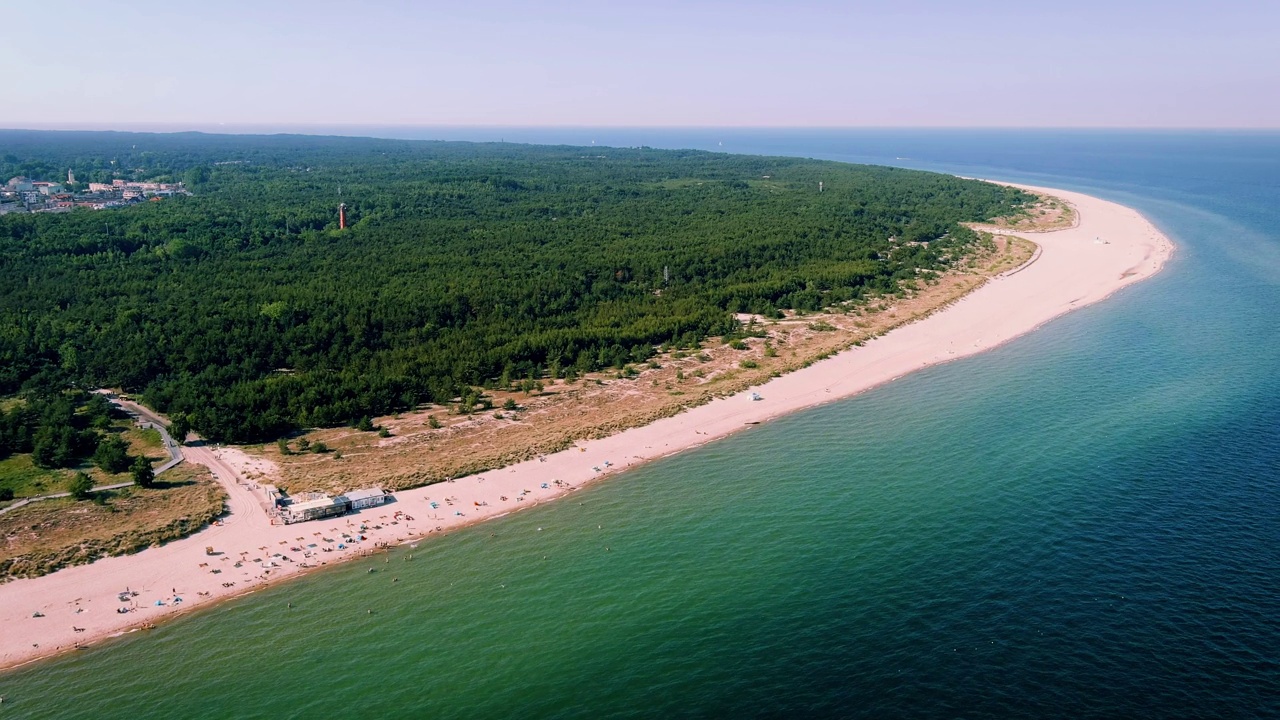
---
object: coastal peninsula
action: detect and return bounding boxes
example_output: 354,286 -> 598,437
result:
0,176 -> 1172,671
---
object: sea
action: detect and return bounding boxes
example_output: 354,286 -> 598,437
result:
2,129 -> 1278,719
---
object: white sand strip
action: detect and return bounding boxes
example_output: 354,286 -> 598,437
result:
0,184 -> 1173,671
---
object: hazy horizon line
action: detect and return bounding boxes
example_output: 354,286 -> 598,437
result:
3,123 -> 1280,132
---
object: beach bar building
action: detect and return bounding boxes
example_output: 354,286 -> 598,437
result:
339,488 -> 388,511
282,496 -> 350,524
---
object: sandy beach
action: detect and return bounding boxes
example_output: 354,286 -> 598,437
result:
0,183 -> 1173,672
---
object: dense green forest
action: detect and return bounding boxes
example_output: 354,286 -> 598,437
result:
0,131 -> 1030,443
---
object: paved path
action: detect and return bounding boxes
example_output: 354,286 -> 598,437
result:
0,393 -> 185,516
110,395 -> 184,468
0,481 -> 136,515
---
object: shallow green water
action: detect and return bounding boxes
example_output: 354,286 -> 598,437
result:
2,131 -> 1278,719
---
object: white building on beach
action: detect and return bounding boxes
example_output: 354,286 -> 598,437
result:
339,488 -> 388,511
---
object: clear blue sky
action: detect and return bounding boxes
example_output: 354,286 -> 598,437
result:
3,0 -> 1277,128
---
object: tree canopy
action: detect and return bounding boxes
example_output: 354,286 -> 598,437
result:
0,130 -> 1030,442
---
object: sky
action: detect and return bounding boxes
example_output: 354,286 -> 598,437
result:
2,0 -> 1278,128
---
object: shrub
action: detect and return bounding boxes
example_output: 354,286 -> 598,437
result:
93,435 -> 131,474
70,472 -> 94,500
131,456 -> 155,489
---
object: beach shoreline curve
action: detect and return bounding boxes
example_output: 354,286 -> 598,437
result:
0,182 -> 1175,673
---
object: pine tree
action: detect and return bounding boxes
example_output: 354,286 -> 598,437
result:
131,456 -> 155,488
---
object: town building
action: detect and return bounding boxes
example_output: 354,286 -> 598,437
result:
4,176 -> 186,214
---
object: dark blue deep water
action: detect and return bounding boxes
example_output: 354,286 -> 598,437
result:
1,130 -> 1278,719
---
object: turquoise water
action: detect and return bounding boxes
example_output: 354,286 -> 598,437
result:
2,131 -> 1278,718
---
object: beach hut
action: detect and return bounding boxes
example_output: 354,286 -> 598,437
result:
339,488 -> 388,511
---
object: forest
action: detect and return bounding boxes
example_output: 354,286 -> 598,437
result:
0,130 -> 1030,444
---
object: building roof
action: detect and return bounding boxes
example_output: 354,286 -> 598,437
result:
288,496 -> 344,513
341,488 -> 386,503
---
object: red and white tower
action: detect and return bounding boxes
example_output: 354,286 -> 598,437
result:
339,202 -> 347,230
